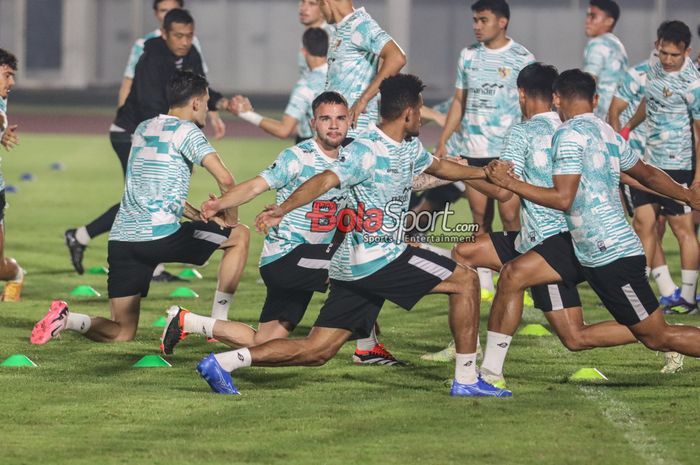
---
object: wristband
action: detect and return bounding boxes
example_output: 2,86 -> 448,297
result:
239,111 -> 264,127
619,127 -> 630,141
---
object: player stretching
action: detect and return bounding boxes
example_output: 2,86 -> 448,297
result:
0,49 -> 24,301
31,71 -> 249,345
195,74 -> 511,397
484,69 -> 700,391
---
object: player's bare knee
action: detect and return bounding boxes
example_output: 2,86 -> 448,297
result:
498,261 -> 527,292
559,333 -> 587,352
636,333 -> 668,352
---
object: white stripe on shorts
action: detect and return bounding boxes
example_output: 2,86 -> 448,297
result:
297,258 -> 331,270
193,230 -> 228,245
547,284 -> 564,311
408,255 -> 453,280
621,283 -> 649,321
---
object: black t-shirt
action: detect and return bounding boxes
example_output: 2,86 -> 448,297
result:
114,37 -> 223,134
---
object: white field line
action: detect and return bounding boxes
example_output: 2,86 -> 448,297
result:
518,308 -> 684,465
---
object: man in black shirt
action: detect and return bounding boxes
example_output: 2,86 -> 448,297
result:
64,9 -> 230,275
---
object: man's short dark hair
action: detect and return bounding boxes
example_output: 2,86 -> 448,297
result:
657,20 -> 692,49
0,49 -> 18,71
590,0 -> 620,26
471,0 -> 510,20
312,91 -> 348,116
379,74 -> 426,121
167,70 -> 208,108
517,63 -> 559,101
163,8 -> 194,32
154,0 -> 183,9
303,28 -> 329,58
553,69 -> 597,103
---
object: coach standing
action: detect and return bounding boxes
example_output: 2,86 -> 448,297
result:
65,9 -> 230,275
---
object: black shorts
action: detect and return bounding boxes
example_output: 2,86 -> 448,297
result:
422,183 -> 465,206
314,247 -> 457,339
107,221 -> 232,298
258,243 -> 336,329
490,231 -> 583,311
621,184 -> 634,217
0,189 -> 5,223
629,169 -> 693,216
464,157 -> 497,168
582,255 -> 659,326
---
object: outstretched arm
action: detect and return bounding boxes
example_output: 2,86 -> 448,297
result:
255,170 -> 341,232
201,176 -> 270,221
624,159 -> 696,207
486,160 -> 580,211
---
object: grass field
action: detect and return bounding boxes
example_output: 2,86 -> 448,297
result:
0,133 -> 699,465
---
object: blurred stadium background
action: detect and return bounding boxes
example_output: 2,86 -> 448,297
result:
0,0 -> 697,103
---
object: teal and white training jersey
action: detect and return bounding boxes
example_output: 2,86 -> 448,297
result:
643,57 -> 700,171
613,56 -> 652,158
552,113 -> 643,267
258,138 -> 347,267
500,112 -> 568,253
433,98 -> 465,157
329,125 -> 434,281
583,33 -> 628,120
0,96 -> 7,191
326,8 -> 393,138
123,29 -> 207,79
455,39 -> 535,159
110,115 -> 215,242
285,63 -> 328,140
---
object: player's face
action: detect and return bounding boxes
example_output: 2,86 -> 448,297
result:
472,10 -> 506,45
299,0 -> 323,27
313,103 -> 349,149
585,6 -> 613,37
163,22 -> 194,57
0,65 -> 16,99
405,96 -> 423,138
657,40 -> 689,72
193,89 -> 210,128
154,0 -> 181,25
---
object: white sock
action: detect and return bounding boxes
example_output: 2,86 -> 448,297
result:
152,263 -> 165,276
66,312 -> 91,333
652,265 -> 676,297
183,312 -> 216,338
75,226 -> 90,245
480,331 -> 513,376
356,325 -> 378,351
477,268 -> 494,292
211,290 -> 233,320
645,266 -> 651,278
12,267 -> 24,282
455,353 -> 478,384
215,348 -> 251,372
680,269 -> 698,302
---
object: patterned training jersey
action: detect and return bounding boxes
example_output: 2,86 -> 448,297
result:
455,39 -> 535,159
0,96 -> 6,191
110,115 -> 215,242
583,33 -> 628,120
552,113 -> 643,267
285,64 -> 328,140
643,57 -> 700,170
499,112 -> 568,253
433,98 -> 465,157
326,8 -> 393,138
258,139 -> 347,267
613,57 -> 652,158
123,29 -> 207,79
329,125 -> 434,281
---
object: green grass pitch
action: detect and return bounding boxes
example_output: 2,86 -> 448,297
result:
0,133 -> 698,465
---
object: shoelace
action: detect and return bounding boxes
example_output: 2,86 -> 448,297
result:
369,344 -> 395,359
